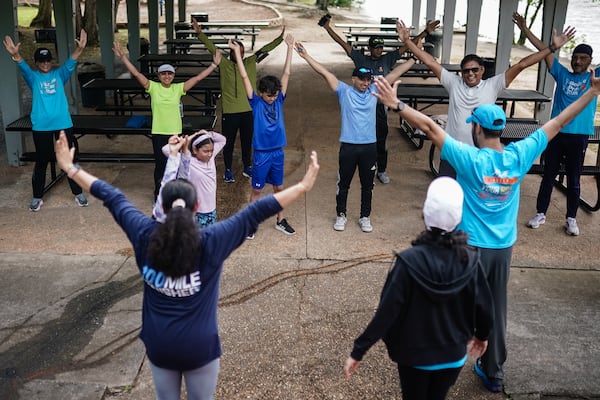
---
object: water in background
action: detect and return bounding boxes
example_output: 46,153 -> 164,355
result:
357,0 -> 600,64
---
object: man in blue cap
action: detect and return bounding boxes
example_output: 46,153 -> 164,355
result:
370,69 -> 600,393
514,13 -> 600,236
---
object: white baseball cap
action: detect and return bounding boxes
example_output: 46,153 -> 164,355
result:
423,177 -> 464,232
158,64 -> 175,73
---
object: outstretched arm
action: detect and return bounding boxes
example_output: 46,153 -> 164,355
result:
373,76 -> 447,148
542,70 -> 600,141
504,46 -> 554,86
273,151 -> 319,208
397,20 -> 443,79
321,17 -> 352,56
229,39 -> 254,99
112,41 -> 149,89
293,42 -> 339,91
512,12 -> 576,70
396,19 -> 440,57
71,29 -> 87,60
280,33 -> 294,95
184,50 -> 220,91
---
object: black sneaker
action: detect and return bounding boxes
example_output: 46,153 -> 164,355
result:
275,218 -> 296,235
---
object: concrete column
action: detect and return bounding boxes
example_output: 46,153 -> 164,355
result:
97,0 -> 115,78
441,0 -> 456,63
465,0 -> 482,55
126,0 -> 141,68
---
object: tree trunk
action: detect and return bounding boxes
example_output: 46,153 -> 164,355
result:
114,0 -> 122,32
75,1 -> 83,35
82,0 -> 99,46
30,0 -> 53,28
315,0 -> 330,11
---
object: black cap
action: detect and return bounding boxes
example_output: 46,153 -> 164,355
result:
34,48 -> 52,63
368,36 -> 385,48
573,44 -> 593,57
352,66 -> 373,80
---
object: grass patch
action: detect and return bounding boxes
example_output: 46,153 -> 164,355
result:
17,5 -> 55,27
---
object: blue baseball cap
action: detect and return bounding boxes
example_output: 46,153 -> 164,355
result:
466,104 -> 506,131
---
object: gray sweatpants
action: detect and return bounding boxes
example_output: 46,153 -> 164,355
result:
149,358 -> 220,400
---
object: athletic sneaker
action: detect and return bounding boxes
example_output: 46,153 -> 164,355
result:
242,166 -> 253,179
565,217 -> 579,236
358,217 -> 373,233
275,218 -> 296,235
526,213 -> 546,229
246,233 -> 255,240
29,198 -> 43,212
333,213 -> 347,231
377,171 -> 390,184
75,193 -> 88,207
474,358 -> 503,393
224,169 -> 235,183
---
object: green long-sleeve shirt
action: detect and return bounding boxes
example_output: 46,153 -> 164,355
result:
198,30 -> 283,114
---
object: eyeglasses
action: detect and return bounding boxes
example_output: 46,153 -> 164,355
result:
461,67 -> 481,74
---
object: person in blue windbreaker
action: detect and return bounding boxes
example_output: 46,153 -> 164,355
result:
4,31 -> 89,211
54,130 -> 320,400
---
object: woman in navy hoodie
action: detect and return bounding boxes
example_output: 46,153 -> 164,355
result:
54,131 -> 319,400
344,177 -> 494,400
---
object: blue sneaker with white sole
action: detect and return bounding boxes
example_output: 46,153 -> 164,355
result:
474,358 -> 503,393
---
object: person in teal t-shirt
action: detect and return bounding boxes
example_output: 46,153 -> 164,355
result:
4,31 -> 88,212
112,42 -> 221,198
372,70 -> 600,393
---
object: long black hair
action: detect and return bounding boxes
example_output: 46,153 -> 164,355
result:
147,179 -> 200,277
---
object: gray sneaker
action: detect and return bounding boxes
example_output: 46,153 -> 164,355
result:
377,171 -> 390,184
333,213 -> 347,231
527,213 -> 545,229
75,193 -> 88,207
565,217 -> 579,236
359,217 -> 373,233
29,198 -> 43,212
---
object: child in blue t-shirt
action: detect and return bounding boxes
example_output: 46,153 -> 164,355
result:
229,34 -> 296,238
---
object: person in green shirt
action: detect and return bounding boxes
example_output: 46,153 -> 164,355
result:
112,42 -> 221,198
193,19 -> 284,183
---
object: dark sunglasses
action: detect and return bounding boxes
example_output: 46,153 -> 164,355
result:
461,67 -> 481,74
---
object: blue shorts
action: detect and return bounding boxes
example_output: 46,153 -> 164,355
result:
252,148 -> 284,190
195,209 -> 217,228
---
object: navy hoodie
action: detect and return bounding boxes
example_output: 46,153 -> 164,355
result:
351,242 -> 494,367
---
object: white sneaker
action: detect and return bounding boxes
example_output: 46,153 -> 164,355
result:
359,217 -> 373,233
377,171 -> 390,184
333,213 -> 347,231
565,217 -> 579,236
527,213 -> 546,229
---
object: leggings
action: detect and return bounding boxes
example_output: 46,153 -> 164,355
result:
398,365 -> 462,400
31,128 -> 82,198
152,135 -> 170,198
150,358 -> 220,400
221,111 -> 253,170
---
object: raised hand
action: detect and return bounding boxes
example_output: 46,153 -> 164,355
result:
212,49 -> 221,65
112,41 -> 126,59
75,29 -> 87,50
552,26 -> 576,49
3,35 -> 20,57
396,20 -> 411,43
512,12 -> 527,30
284,33 -> 295,47
293,41 -> 307,58
426,19 -> 441,33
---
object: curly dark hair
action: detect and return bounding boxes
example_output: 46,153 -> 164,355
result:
147,179 -> 201,277
258,75 -> 281,96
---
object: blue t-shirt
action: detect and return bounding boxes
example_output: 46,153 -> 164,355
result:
549,62 -> 600,135
441,129 -> 548,248
335,81 -> 377,144
249,91 -> 287,151
17,57 -> 77,131
91,179 -> 282,370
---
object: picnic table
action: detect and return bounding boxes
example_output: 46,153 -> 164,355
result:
5,114 -> 217,194
83,77 -> 221,109
196,21 -> 269,50
165,38 -> 234,54
401,63 -> 461,79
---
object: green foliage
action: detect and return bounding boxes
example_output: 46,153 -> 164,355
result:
17,6 -> 41,27
328,0 -> 364,8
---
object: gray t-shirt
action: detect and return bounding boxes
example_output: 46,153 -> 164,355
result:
441,69 -> 506,145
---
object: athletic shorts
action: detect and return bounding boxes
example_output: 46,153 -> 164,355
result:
252,148 -> 284,189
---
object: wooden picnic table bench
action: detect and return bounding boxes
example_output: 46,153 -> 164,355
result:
6,114 -> 216,193
165,38 -> 233,54
138,53 -> 214,74
196,21 -> 269,50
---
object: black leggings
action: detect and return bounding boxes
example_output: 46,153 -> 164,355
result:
31,128 -> 82,198
397,365 -> 462,400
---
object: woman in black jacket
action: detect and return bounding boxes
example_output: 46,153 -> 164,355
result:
344,177 -> 494,400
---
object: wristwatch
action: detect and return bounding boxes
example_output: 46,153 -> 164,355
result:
67,163 -> 81,179
395,100 -> 406,112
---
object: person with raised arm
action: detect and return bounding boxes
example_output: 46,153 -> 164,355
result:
54,130 -> 319,400
112,41 -> 221,199
371,72 -> 600,393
